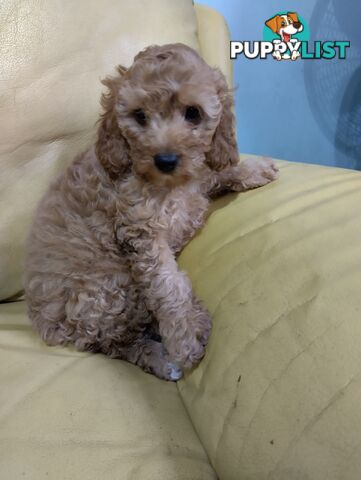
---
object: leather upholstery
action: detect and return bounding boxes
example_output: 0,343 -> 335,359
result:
0,300 -> 216,479
195,4 -> 233,88
179,157 -> 361,480
0,0 -> 199,301
0,2 -> 223,478
2,1 -> 361,479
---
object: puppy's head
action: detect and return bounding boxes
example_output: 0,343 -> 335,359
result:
96,44 -> 239,188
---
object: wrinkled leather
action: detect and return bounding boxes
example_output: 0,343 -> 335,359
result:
0,0 -> 199,300
179,157 -> 361,480
0,300 -> 216,479
0,2 -> 228,478
2,1 -> 361,479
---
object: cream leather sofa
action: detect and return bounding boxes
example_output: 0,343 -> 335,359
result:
2,1 -> 361,479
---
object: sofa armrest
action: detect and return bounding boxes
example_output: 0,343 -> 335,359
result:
178,157 -> 361,480
195,3 -> 233,87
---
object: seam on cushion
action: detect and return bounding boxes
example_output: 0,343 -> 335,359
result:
176,380 -> 219,479
0,291 -> 25,304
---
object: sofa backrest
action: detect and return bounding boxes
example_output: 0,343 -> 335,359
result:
0,0 -> 234,301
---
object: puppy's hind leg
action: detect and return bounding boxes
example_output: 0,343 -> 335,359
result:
27,277 -> 182,381
67,289 -> 183,381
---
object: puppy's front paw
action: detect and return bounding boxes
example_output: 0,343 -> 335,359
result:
176,308 -> 211,370
178,337 -> 207,370
238,156 -> 279,190
166,362 -> 183,381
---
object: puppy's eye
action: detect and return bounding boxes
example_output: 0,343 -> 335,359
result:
185,106 -> 201,125
281,21 -> 286,26
133,109 -> 147,126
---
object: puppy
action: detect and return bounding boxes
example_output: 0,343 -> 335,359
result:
265,12 -> 304,60
24,44 -> 278,381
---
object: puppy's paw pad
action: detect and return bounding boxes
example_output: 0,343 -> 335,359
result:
166,362 -> 183,381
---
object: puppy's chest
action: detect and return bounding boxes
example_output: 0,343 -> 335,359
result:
161,191 -> 208,251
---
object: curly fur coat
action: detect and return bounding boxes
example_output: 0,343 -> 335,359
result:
24,44 -> 278,380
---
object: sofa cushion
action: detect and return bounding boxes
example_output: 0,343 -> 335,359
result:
0,300 -> 216,480
0,0 -> 199,300
178,157 -> 361,480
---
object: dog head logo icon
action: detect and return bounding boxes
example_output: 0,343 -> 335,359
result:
265,12 -> 304,60
265,12 -> 304,43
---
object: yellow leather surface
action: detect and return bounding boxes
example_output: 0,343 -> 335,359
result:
0,301 -> 216,479
0,3 -> 231,477
178,158 -> 361,480
5,2 -> 359,478
0,0 -> 200,300
195,4 -> 233,88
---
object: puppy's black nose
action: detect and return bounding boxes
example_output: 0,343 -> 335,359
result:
153,153 -> 179,173
293,21 -> 301,29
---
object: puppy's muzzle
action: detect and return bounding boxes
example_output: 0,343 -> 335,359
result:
154,153 -> 179,173
293,21 -> 302,29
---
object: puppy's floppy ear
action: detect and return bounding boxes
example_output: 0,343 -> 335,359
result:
265,15 -> 280,33
288,12 -> 299,23
205,69 -> 239,171
96,65 -> 130,180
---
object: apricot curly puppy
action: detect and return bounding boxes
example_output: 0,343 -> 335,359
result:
24,44 -> 278,381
